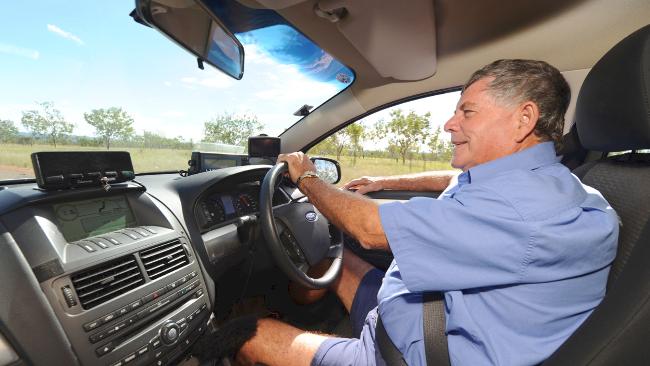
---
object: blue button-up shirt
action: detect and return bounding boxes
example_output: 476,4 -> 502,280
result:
378,142 -> 618,365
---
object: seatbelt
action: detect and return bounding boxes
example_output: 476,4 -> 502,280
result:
423,292 -> 451,366
376,292 -> 450,365
376,315 -> 407,366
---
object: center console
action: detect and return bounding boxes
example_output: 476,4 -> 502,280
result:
2,183 -> 213,366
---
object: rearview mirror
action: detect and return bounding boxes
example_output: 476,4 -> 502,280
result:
135,0 -> 244,79
311,157 -> 341,185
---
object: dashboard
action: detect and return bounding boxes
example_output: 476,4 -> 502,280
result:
0,165 -> 296,366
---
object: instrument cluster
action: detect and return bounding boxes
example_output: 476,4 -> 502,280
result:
196,184 -> 260,231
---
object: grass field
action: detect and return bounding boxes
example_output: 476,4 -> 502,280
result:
0,144 -> 192,174
0,143 -> 455,183
321,155 -> 455,185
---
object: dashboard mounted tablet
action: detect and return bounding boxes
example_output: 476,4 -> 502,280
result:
31,151 -> 135,191
187,152 -> 249,175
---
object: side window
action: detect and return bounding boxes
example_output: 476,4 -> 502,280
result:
309,91 -> 460,185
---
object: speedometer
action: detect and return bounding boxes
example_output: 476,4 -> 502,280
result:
198,198 -> 226,229
234,192 -> 258,215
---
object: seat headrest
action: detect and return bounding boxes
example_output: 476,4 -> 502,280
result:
575,25 -> 650,152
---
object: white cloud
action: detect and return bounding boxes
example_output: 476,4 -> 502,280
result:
244,44 -> 274,65
0,43 -> 39,60
47,24 -> 84,46
307,53 -> 334,74
164,81 -> 172,87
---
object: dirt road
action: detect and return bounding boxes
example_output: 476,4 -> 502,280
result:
0,165 -> 34,181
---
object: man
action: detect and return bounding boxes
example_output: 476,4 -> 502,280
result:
229,59 -> 619,365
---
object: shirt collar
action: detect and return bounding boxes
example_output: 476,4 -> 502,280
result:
458,142 -> 559,185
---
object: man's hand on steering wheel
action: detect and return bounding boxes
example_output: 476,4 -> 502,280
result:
277,152 -> 316,185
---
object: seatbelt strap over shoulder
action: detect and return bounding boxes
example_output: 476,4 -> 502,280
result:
423,292 -> 451,366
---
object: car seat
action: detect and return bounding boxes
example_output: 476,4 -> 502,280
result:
543,23 -> 650,366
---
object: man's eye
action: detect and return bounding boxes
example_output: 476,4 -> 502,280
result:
463,110 -> 475,117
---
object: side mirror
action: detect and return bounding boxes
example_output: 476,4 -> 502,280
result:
135,0 -> 244,79
310,157 -> 341,185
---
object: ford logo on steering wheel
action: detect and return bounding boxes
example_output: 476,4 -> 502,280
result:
305,211 -> 318,222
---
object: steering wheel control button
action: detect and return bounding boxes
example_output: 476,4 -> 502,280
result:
161,322 -> 180,345
281,231 -> 306,262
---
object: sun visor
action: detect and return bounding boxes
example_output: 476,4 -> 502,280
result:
315,0 -> 437,81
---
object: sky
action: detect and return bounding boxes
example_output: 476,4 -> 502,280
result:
0,1 -> 458,144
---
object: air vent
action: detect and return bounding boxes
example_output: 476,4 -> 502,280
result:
140,239 -> 189,280
71,256 -> 144,310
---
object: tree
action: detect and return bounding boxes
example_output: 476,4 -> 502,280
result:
203,113 -> 263,147
310,135 -> 337,156
21,102 -> 74,147
375,109 -> 430,165
329,132 -> 349,161
0,119 -> 19,143
84,107 -> 135,149
345,123 -> 365,165
427,126 -> 443,161
438,139 -> 454,162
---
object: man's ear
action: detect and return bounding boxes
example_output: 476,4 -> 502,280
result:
514,101 -> 539,142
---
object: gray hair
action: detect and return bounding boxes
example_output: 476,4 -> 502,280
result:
463,59 -> 571,151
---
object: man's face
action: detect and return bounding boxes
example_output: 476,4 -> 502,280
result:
444,78 -> 523,171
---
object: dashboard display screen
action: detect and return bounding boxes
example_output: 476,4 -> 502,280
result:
53,196 -> 136,242
203,156 -> 238,169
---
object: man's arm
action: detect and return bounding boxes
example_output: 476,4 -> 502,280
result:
300,177 -> 388,250
342,171 -> 456,195
278,152 -> 389,251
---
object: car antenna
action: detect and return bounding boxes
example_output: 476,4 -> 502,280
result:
293,104 -> 313,117
197,58 -> 205,70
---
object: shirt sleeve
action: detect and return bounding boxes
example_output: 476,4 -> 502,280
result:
379,184 -> 533,292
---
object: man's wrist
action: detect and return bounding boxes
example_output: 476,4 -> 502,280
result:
296,170 -> 319,187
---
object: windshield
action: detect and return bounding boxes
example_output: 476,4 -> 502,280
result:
0,1 -> 354,181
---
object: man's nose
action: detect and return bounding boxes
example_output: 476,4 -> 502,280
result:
444,113 -> 458,133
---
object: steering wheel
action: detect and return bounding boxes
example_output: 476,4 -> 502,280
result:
259,162 -> 343,289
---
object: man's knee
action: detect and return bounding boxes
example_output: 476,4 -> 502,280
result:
332,248 -> 376,312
